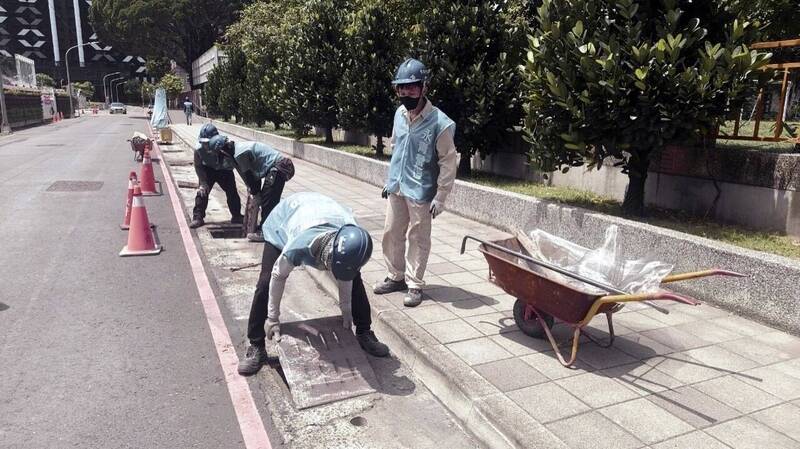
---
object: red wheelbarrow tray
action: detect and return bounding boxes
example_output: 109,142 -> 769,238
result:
460,234 -> 745,367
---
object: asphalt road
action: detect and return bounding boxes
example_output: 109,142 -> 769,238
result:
0,115 -> 247,448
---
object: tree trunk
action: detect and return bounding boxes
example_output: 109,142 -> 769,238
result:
375,133 -> 384,157
457,150 -> 471,177
621,153 -> 651,217
325,127 -> 334,144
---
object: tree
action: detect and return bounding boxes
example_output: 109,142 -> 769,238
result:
158,73 -> 186,103
72,81 -> 96,99
89,0 -> 249,81
124,78 -> 144,104
337,0 -> 410,156
730,0 -> 800,40
142,80 -> 156,104
520,0 -> 771,216
224,0 -> 300,128
145,57 -> 171,80
280,0 -> 349,142
204,49 -> 245,120
36,73 -> 55,87
412,0 -> 526,176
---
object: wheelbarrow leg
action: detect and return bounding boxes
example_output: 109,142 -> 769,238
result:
534,309 -> 581,367
583,312 -> 616,348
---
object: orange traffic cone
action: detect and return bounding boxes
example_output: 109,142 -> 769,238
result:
138,148 -> 161,196
120,171 -> 138,230
119,184 -> 162,256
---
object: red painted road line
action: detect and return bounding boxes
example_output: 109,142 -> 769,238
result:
151,130 -> 273,449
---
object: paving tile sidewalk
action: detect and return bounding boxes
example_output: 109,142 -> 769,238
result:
170,123 -> 800,449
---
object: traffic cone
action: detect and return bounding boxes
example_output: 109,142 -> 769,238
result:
120,171 -> 138,230
138,148 -> 161,196
119,184 -> 162,256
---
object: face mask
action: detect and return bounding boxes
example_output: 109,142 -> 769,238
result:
400,96 -> 419,111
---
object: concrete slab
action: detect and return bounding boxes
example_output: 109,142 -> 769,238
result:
402,303 -> 459,325
645,386 -> 740,429
650,431 -> 730,449
463,311 -> 517,336
739,365 -> 800,400
507,382 -> 590,423
556,372 -> 641,408
693,375 -> 782,414
706,416 -> 799,449
446,337 -> 514,366
490,331 -> 553,356
521,351 -> 594,380
422,319 -> 483,344
599,397 -> 694,444
600,362 -> 684,395
750,403 -> 800,443
474,358 -> 549,393
546,412 -> 643,449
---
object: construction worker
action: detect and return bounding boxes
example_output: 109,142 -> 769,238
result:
182,97 -> 194,125
207,134 -> 295,242
189,123 -> 243,228
373,58 -> 457,307
238,192 -> 390,376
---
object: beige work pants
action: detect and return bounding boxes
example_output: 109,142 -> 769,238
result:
382,193 -> 432,290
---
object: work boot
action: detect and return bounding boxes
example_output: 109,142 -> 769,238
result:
230,215 -> 244,225
404,288 -> 423,307
373,277 -> 408,294
238,344 -> 268,376
356,331 -> 390,357
189,217 -> 204,228
247,231 -> 265,242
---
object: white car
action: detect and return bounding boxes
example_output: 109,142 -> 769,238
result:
109,102 -> 127,114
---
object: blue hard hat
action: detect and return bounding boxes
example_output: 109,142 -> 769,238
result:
207,134 -> 229,153
196,123 -> 219,149
199,123 -> 219,140
392,58 -> 429,85
331,224 -> 373,281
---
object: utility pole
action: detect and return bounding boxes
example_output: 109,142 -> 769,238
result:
103,71 -> 120,106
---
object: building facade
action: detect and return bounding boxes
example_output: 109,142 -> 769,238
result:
0,0 -> 147,101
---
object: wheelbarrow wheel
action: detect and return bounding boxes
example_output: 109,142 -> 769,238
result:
513,299 -> 553,339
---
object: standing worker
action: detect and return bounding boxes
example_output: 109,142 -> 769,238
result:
189,123 -> 243,228
373,58 -> 457,307
238,192 -> 390,375
182,97 -> 194,125
207,134 -> 295,242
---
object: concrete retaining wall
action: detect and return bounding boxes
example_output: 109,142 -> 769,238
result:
177,112 -> 800,333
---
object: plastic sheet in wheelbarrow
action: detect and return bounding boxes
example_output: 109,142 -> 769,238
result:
276,316 -> 378,409
525,226 -> 673,295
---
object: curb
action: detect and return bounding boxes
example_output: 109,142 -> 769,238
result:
305,267 -> 569,449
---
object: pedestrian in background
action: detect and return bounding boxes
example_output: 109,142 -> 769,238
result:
183,97 -> 194,125
373,58 -> 457,307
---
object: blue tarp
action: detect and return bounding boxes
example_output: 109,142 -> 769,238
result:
150,87 -> 169,129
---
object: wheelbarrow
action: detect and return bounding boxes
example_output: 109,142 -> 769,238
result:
460,235 -> 745,367
128,136 -> 152,162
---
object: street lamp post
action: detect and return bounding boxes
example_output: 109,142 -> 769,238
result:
110,77 -> 125,102
115,81 -> 126,104
102,71 -> 120,106
65,41 -> 97,118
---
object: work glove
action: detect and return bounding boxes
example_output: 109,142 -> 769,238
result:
381,187 -> 389,199
197,185 -> 209,199
430,199 -> 444,219
266,318 -> 281,341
